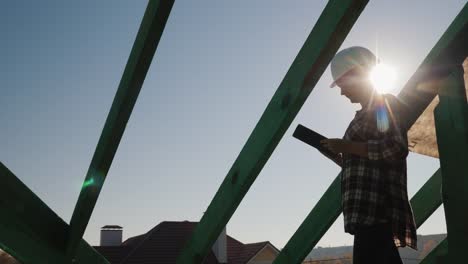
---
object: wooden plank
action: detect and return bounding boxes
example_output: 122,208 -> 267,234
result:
398,3 -> 468,130
411,169 -> 442,227
66,0 -> 175,256
406,3 -> 468,159
419,238 -> 448,264
0,162 -> 109,264
273,175 -> 341,264
434,69 -> 468,263
176,1 -> 370,263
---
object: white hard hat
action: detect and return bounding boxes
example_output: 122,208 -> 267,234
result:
329,46 -> 377,88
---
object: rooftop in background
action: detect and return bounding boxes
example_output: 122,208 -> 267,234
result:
94,220 -> 279,264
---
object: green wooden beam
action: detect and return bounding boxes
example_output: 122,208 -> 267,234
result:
0,162 -> 109,264
411,169 -> 442,227
66,0 -> 174,256
176,1 -> 370,262
420,238 -> 448,264
272,168 -> 442,264
398,2 -> 468,128
434,69 -> 468,263
272,174 -> 341,264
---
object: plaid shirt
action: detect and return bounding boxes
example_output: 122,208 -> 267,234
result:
341,93 -> 418,250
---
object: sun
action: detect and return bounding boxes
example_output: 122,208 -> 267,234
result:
369,63 -> 397,93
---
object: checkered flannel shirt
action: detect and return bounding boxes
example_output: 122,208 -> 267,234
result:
341,93 -> 418,250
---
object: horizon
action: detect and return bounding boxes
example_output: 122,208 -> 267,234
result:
94,220 -> 448,249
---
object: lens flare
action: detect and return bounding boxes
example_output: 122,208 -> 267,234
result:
370,63 -> 397,93
376,104 -> 389,132
82,178 -> 95,188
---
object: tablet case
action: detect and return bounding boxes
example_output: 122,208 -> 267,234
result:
293,124 -> 342,167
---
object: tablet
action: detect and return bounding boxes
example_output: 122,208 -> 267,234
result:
293,124 -> 342,167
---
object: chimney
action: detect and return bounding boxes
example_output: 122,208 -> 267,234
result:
211,226 -> 227,263
100,225 -> 123,246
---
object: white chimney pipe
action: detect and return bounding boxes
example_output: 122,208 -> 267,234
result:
100,225 -> 123,246
211,226 -> 227,263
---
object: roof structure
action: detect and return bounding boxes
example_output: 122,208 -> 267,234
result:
0,1 -> 466,263
93,221 -> 279,264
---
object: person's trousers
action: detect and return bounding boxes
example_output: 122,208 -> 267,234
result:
353,222 -> 403,264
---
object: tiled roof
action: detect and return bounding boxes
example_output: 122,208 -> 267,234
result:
228,240 -> 270,264
94,221 -> 278,264
118,221 -> 219,264
92,246 -> 132,264
121,233 -> 146,247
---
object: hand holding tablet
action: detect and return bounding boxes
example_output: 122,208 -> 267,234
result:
293,124 -> 343,167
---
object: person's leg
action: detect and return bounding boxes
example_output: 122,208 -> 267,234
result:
387,242 -> 403,264
353,224 -> 384,264
379,222 -> 403,264
353,223 -> 402,264
385,234 -> 403,264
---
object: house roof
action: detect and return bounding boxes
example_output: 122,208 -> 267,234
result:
93,246 -> 132,264
94,221 -> 278,264
228,240 -> 278,264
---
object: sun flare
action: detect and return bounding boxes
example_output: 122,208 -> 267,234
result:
370,63 -> 397,93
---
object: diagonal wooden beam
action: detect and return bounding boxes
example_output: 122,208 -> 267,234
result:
398,3 -> 468,128
66,0 -> 175,256
419,238 -> 448,264
272,174 -> 341,264
176,1 -> 370,263
411,169 -> 443,227
0,162 -> 109,264
434,68 -> 468,263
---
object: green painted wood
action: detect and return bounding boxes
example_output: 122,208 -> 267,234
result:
398,3 -> 468,128
411,169 -> 442,227
176,1 -> 370,263
273,175 -> 341,264
272,168 -> 442,264
434,69 -> 468,263
66,0 -> 175,256
419,238 -> 448,264
0,162 -> 109,264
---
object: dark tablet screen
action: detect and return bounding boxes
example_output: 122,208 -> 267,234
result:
292,124 -> 338,160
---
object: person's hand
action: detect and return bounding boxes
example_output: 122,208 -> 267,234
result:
320,138 -> 347,154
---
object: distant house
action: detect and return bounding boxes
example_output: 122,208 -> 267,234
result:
94,221 -> 280,264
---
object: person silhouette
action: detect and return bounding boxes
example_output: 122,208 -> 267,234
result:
320,46 -> 417,264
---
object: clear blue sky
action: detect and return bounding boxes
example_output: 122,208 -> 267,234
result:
1,1 -> 465,248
